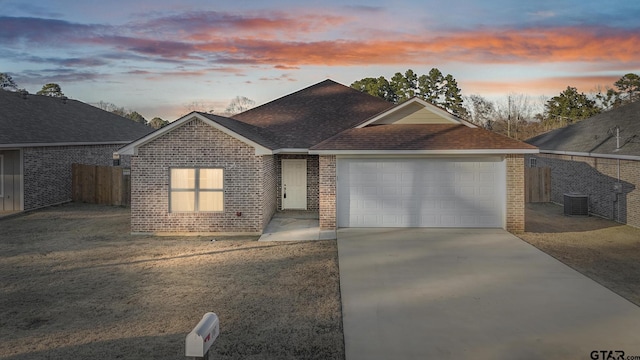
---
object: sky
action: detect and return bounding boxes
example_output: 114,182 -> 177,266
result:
1,0 -> 639,121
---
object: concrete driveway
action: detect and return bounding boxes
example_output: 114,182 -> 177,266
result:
338,228 -> 640,360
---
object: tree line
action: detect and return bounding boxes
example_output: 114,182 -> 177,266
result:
352,70 -> 640,140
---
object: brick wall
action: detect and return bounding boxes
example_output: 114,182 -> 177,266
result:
22,144 -> 123,210
506,154 -> 525,233
318,155 -> 336,230
530,153 -> 640,228
275,154 -> 319,211
260,155 -> 277,230
131,118 -> 271,233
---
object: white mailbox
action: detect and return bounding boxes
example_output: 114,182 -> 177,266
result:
186,312 -> 219,358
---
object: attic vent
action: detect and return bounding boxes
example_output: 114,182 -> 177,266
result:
20,90 -> 28,99
563,193 -> 589,216
61,96 -> 68,104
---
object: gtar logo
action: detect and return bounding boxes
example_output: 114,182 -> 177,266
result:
590,350 -> 625,360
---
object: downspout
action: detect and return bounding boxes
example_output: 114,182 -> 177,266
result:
617,158 -> 621,222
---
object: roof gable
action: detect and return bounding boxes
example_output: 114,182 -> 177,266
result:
357,98 -> 477,128
117,112 -> 273,156
527,101 -> 640,158
0,90 -> 153,147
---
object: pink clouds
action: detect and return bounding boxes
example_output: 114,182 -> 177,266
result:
465,75 -> 623,96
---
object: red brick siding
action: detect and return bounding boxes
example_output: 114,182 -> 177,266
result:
319,155 -> 336,229
531,153 -> 640,228
506,154 -> 525,233
131,118 -> 270,233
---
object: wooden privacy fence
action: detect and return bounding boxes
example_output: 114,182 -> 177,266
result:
525,167 -> 551,203
72,164 -> 131,206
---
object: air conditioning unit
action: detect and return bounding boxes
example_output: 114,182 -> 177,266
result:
563,193 -> 589,216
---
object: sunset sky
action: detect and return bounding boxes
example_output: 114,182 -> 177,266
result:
1,0 -> 639,120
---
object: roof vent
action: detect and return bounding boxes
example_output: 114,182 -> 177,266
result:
61,96 -> 68,104
20,90 -> 28,99
563,193 -> 588,216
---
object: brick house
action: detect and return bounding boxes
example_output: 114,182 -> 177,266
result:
0,90 -> 153,213
118,80 -> 537,235
526,101 -> 640,228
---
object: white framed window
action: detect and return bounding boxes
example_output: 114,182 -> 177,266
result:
528,157 -> 537,168
0,154 -> 3,198
170,168 -> 224,212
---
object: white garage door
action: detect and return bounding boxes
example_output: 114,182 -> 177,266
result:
337,158 -> 505,228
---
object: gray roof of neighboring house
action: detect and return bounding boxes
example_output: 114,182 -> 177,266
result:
526,101 -> 640,157
0,90 -> 154,146
231,79 -> 395,148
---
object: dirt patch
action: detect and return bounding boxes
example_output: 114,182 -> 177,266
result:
518,203 -> 640,306
0,203 -> 343,359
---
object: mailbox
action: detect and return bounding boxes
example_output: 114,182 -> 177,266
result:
186,313 -> 219,358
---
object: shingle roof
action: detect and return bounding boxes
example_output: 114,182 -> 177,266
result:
0,90 -> 154,146
526,101 -> 640,157
311,124 -> 538,151
196,112 -> 281,149
231,79 -> 395,148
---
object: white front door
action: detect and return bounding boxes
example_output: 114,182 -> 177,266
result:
282,159 -> 307,209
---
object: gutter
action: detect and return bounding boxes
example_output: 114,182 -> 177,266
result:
539,149 -> 640,161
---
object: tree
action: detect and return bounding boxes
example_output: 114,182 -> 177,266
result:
225,96 -> 256,115
544,86 -> 601,126
0,73 -> 18,91
351,68 -> 467,117
149,117 -> 169,129
37,83 -> 65,97
614,73 -> 640,104
464,94 -> 495,128
350,76 -> 396,102
126,111 -> 147,125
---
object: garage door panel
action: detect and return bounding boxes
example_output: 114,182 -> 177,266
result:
338,158 -> 504,228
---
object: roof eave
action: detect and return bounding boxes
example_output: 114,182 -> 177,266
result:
539,149 -> 640,161
117,112 -> 273,156
0,141 -> 133,148
309,149 -> 539,155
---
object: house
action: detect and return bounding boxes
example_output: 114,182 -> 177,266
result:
0,90 -> 153,213
117,80 -> 537,235
526,101 -> 640,228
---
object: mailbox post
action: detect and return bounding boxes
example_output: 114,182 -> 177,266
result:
186,313 -> 219,359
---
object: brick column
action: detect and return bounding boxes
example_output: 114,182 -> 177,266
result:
319,155 -> 336,230
506,154 -> 525,233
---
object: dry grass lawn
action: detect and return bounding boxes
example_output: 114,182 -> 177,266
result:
0,203 -> 343,359
518,203 -> 640,306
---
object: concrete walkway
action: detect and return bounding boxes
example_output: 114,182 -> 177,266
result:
338,228 -> 640,359
258,211 -> 336,241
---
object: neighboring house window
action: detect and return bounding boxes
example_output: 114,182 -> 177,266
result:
170,168 -> 224,212
528,157 -> 537,168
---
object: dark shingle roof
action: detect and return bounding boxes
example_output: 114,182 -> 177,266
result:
526,101 -> 640,157
311,124 -> 538,151
196,112 -> 281,149
0,90 -> 154,146
232,79 -> 395,148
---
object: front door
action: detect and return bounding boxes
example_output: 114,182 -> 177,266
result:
282,159 -> 307,209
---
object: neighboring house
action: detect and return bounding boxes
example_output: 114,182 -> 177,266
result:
117,80 -> 537,235
526,101 -> 640,228
0,90 -> 153,213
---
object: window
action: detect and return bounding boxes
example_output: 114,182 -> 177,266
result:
528,157 -> 537,168
170,168 -> 224,212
